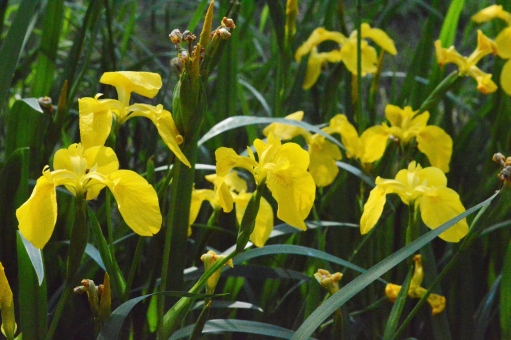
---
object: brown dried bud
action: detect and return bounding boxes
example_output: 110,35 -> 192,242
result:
221,17 -> 236,29
169,29 -> 183,44
182,30 -> 196,42
216,28 -> 231,40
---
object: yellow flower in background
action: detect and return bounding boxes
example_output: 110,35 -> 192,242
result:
0,263 -> 16,340
263,111 -> 342,187
295,24 -> 397,89
384,105 -> 453,173
385,255 -> 446,316
360,161 -> 468,242
322,114 -> 389,168
78,71 -> 190,167
472,5 -> 511,95
200,250 -> 234,294
434,30 -> 498,94
16,144 -> 162,249
190,172 -> 274,247
216,133 -> 315,230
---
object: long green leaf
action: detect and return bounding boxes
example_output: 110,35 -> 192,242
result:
0,0 -> 38,110
198,116 -> 343,149
291,191 -> 499,340
170,319 -> 312,340
383,268 -> 412,340
501,240 -> 511,339
17,231 -> 47,339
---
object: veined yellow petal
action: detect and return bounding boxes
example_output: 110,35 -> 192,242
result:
308,135 -> 341,187
215,147 -> 257,177
360,185 -> 387,234
78,96 -> 118,150
16,173 -> 57,249
266,164 -> 315,230
107,170 -> 162,236
501,59 -> 511,96
274,142 -> 310,170
84,145 -> 119,175
416,125 -> 453,173
360,125 -> 390,163
418,187 -> 468,242
360,23 -> 397,55
234,192 -> 274,247
100,71 -> 162,106
495,27 -> 511,59
0,262 -> 16,339
263,111 -> 307,140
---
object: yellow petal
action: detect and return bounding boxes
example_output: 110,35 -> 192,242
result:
223,171 -> 248,193
295,28 -> 346,62
340,40 -> 377,75
263,111 -> 307,139
360,185 -> 387,234
215,147 -> 257,177
471,5 -> 508,24
501,59 -> 511,95
217,181 -> 234,213
78,96 -> 114,150
416,125 -> 453,172
418,187 -> 468,242
234,192 -> 274,247
190,189 -> 216,225
107,170 -> 162,236
308,135 -> 341,187
434,40 -> 466,70
53,143 -> 87,175
467,66 -> 498,94
84,145 -> 119,175
325,114 -> 362,158
16,172 -> 57,249
266,164 -> 315,230
100,71 -> 162,106
360,125 -> 390,163
495,27 -> 511,59
274,142 -> 310,170
416,166 -> 447,188
360,23 -> 397,55
0,262 -> 16,339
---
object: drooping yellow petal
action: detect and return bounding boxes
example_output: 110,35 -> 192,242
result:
16,171 -> 58,249
501,59 -> 511,95
360,23 -> 397,55
217,181 -> 234,213
418,187 -> 468,242
324,114 -> 362,158
234,192 -> 274,247
263,111 -> 307,140
340,40 -> 378,75
495,27 -> 511,59
295,28 -> 347,62
129,103 -> 190,167
190,189 -> 216,226
100,71 -> 162,106
0,262 -> 16,340
308,134 -> 342,187
302,48 -> 343,89
360,185 -> 387,234
106,170 -> 162,236
215,147 -> 257,177
472,5 -> 511,26
78,96 -> 117,150
416,125 -> 452,173
360,125 -> 390,163
265,163 -> 315,230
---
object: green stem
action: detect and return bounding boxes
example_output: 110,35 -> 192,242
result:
417,70 -> 461,114
105,190 -> 115,261
123,235 -> 145,301
355,0 -> 363,133
405,203 -> 418,245
47,195 -> 88,339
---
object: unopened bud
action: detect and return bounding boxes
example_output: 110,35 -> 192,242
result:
314,269 -> 342,295
169,29 -> 183,44
182,30 -> 196,42
38,96 -> 52,108
221,17 -> 236,29
217,28 -> 231,40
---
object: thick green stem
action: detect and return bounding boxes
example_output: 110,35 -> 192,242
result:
355,0 -> 363,132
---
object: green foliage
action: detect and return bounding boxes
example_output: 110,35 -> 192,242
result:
1,0 -> 511,339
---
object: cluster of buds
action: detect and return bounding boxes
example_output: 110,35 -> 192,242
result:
493,152 -> 511,183
74,274 -> 111,330
314,269 -> 343,296
213,17 -> 236,40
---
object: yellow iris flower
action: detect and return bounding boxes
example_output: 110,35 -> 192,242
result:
472,5 -> 511,95
263,111 -> 342,187
0,263 -> 16,340
78,71 -> 190,167
322,114 -> 389,169
215,133 -> 315,231
434,30 -> 498,94
190,172 -> 274,247
383,105 -> 453,173
295,24 -> 397,89
16,144 -> 162,249
360,161 -> 468,242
